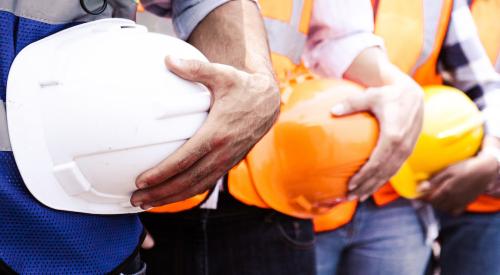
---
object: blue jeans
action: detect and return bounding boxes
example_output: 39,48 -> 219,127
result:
140,192 -> 316,275
316,198 -> 431,275
437,211 -> 500,275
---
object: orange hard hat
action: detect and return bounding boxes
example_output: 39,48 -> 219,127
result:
243,77 -> 379,219
147,192 -> 209,213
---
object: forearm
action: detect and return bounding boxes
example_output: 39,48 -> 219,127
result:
344,47 -> 417,88
187,0 -> 273,76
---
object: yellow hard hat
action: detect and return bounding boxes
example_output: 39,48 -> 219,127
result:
391,85 -> 484,198
237,77 -> 379,219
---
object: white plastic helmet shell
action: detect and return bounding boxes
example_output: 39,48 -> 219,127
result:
6,19 -> 211,214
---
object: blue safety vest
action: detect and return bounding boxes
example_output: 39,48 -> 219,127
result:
0,11 -> 143,274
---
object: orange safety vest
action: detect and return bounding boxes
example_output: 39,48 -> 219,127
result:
466,0 -> 500,213
228,0 -> 314,209
470,0 -> 500,72
315,0 -> 453,232
151,0 -> 314,213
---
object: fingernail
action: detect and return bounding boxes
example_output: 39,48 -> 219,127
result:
131,200 -> 142,207
167,56 -> 183,67
141,204 -> 152,210
417,181 -> 430,193
360,195 -> 369,202
136,181 -> 147,189
348,184 -> 357,191
347,195 -> 358,201
331,104 -> 346,115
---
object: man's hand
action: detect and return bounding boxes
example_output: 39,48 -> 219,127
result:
338,47 -> 424,201
419,153 -> 498,215
419,136 -> 500,214
331,82 -> 423,201
130,57 -> 279,209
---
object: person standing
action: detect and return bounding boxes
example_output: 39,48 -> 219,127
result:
0,0 -> 279,274
309,0 -> 500,274
428,1 -> 500,274
139,0 -> 424,274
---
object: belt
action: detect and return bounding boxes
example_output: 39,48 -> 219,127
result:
0,100 -> 12,152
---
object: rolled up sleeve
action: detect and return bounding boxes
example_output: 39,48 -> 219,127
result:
141,0 -> 233,40
303,0 -> 384,78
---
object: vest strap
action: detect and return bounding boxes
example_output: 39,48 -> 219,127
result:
0,100 -> 12,152
264,18 -> 307,64
411,0 -> 446,74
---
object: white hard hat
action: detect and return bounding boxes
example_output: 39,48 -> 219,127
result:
6,19 -> 211,214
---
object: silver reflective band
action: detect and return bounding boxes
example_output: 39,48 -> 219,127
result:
411,0 -> 445,75
264,19 -> 307,64
264,0 -> 306,65
0,100 -> 12,152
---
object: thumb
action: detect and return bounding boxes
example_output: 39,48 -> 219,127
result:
141,230 -> 155,250
165,56 -> 232,89
330,92 -> 373,116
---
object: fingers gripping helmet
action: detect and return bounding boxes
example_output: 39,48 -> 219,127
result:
231,77 -> 379,219
391,85 -> 484,198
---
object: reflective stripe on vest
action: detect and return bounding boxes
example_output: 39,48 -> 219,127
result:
412,0 -> 449,75
227,0 -> 313,210
470,0 -> 500,72
314,0 -> 453,233
260,0 -> 313,82
264,0 -> 306,65
0,100 -> 12,152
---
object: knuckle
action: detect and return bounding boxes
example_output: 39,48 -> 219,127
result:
176,157 -> 192,173
364,159 -> 381,172
386,131 -> 404,146
192,167 -> 210,184
226,69 -> 242,84
193,172 -> 206,184
141,191 -> 158,203
217,152 -> 234,167
144,169 -> 162,185
192,182 -> 212,196
187,61 -> 203,76
201,140 -> 214,154
211,133 -> 230,148
214,65 -> 240,87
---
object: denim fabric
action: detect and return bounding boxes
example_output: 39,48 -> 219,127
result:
316,198 -> 431,275
437,211 -> 500,275
140,192 -> 316,275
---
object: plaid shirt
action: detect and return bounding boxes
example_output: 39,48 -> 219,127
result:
439,0 -> 500,137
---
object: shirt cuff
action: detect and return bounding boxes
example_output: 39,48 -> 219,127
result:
142,0 -> 234,40
303,32 -> 384,78
172,0 -> 232,40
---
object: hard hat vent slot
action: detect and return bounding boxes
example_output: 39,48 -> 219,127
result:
53,162 -> 91,196
39,81 -> 60,88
